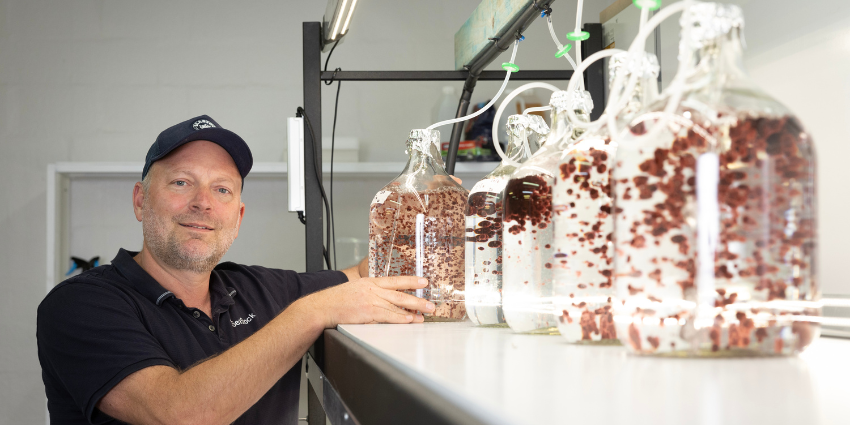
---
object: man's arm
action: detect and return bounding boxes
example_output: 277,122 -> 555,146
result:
98,276 -> 434,425
341,256 -> 368,282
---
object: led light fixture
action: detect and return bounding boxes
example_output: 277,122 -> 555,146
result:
322,0 -> 359,50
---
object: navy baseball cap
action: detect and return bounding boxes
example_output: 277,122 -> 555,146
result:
142,115 -> 253,184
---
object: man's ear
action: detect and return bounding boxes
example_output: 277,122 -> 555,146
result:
234,202 -> 246,238
133,182 -> 145,222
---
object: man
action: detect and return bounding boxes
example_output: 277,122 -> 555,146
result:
37,115 -> 433,424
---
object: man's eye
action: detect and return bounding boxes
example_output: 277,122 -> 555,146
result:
175,181 -> 186,186
218,188 -> 230,194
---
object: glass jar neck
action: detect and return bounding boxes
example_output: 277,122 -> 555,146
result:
546,108 -> 572,148
403,143 -> 448,177
504,129 -> 531,163
683,28 -> 748,89
617,75 -> 659,119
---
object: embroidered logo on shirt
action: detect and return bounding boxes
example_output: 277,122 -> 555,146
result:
231,313 -> 256,328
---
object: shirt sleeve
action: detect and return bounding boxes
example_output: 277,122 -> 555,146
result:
37,280 -> 176,424
295,269 -> 349,298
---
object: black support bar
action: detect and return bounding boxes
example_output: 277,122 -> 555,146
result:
302,22 -> 324,273
581,23 -> 605,122
319,70 -> 574,82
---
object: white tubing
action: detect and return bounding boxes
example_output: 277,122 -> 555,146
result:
426,41 -> 518,131
547,15 -> 579,71
574,0 -> 584,69
563,48 -> 626,128
604,1 -> 694,139
491,82 -> 561,165
523,105 -> 552,115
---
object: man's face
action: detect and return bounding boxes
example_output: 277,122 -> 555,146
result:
134,140 -> 245,273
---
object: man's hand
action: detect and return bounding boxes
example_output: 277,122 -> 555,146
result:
304,276 -> 434,327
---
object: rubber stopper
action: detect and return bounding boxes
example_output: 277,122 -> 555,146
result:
502,62 -> 520,73
633,0 -> 662,11
555,44 -> 573,58
566,31 -> 590,41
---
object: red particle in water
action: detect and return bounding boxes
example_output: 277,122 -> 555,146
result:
628,323 -> 642,351
647,336 -> 660,349
580,310 -> 600,340
755,328 -> 768,343
631,235 -> 646,248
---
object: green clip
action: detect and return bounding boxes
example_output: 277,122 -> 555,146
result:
566,31 -> 590,41
555,44 -> 573,58
633,0 -> 662,11
502,62 -> 519,73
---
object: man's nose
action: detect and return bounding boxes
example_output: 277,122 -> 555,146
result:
190,187 -> 213,211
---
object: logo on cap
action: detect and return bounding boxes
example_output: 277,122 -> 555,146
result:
192,119 -> 216,130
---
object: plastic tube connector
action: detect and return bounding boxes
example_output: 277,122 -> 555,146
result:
633,0 -> 662,11
502,62 -> 520,73
555,44 -> 573,58
566,31 -> 590,41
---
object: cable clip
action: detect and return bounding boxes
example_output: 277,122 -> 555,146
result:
502,62 -> 519,73
566,31 -> 590,41
555,44 -> 573,58
633,0 -> 662,11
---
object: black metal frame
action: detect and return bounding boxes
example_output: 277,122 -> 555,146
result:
301,20 -> 604,274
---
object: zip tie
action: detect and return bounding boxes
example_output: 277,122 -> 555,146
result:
566,31 -> 590,41
633,0 -> 662,10
502,62 -> 519,72
555,44 -> 573,58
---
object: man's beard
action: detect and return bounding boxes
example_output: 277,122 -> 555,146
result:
141,200 -> 238,273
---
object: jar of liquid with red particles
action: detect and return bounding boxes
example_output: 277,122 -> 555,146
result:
369,129 -> 469,321
612,3 -> 818,356
552,51 -> 660,344
502,89 -> 593,334
466,114 -> 549,326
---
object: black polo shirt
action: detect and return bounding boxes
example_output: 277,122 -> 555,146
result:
37,248 -> 348,425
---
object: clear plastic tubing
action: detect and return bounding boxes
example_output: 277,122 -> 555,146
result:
574,0 -> 584,67
426,40 -> 519,131
491,82 -> 561,165
546,15 -> 579,73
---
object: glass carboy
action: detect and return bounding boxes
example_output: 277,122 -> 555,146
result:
466,114 -> 549,326
369,129 -> 469,321
502,89 -> 593,334
552,51 -> 660,343
612,3 -> 818,356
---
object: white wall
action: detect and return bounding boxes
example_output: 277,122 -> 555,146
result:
1,0 -> 844,423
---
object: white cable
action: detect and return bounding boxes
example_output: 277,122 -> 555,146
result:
491,82 -> 561,165
426,40 -> 519,131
